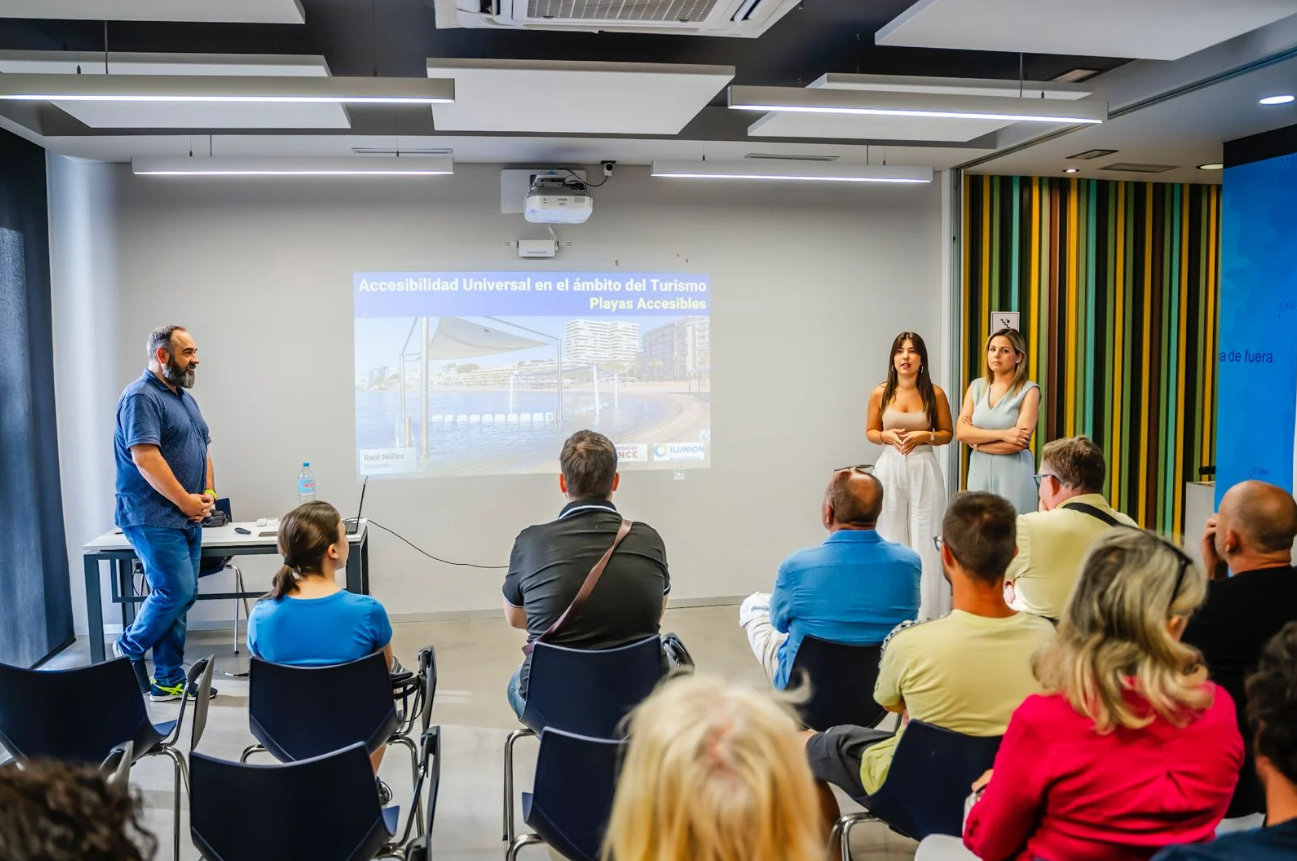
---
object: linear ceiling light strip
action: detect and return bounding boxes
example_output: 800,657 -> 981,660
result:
651,160 -> 933,183
132,157 -> 454,176
729,85 -> 1106,124
0,73 -> 454,104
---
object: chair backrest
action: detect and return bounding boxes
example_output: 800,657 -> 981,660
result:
525,729 -> 626,861
247,652 -> 398,762
863,720 -> 1003,841
0,659 -> 152,765
190,743 -> 390,861
199,498 -> 235,576
522,635 -> 664,738
788,636 -> 886,731
418,645 -> 437,734
187,656 -> 216,750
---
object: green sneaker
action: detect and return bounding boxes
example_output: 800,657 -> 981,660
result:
149,679 -> 218,702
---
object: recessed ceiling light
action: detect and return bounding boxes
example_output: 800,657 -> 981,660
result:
1051,68 -> 1101,84
1064,168 -> 1079,173
1259,94 -> 1295,105
1197,163 -> 1224,170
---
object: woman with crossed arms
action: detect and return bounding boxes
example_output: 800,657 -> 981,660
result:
956,329 -> 1040,515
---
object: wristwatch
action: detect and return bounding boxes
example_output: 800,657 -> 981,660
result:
204,489 -> 218,500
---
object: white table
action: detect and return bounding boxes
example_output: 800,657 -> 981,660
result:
81,520 -> 369,663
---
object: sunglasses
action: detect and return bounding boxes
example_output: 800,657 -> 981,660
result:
1115,526 -> 1192,609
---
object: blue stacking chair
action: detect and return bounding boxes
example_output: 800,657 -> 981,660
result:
0,656 -> 216,861
241,649 -> 435,838
196,497 -> 250,654
787,636 -> 886,731
507,729 -> 625,861
191,742 -> 401,861
503,636 -> 664,842
831,721 -> 1003,859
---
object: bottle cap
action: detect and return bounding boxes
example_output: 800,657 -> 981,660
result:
303,462 -> 310,467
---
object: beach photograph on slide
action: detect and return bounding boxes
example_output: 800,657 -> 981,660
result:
353,271 -> 711,478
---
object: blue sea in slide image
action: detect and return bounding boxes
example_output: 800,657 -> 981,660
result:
355,389 -> 709,476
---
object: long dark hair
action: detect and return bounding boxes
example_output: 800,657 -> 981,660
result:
266,501 -> 342,601
880,331 -> 939,428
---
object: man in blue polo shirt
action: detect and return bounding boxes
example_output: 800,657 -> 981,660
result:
112,325 -> 218,701
740,466 -> 920,689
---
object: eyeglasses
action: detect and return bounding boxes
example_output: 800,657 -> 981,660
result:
932,535 -> 946,553
1033,473 -> 1058,488
834,463 -> 875,474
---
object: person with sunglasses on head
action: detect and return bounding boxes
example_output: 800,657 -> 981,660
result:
1182,480 -> 1297,819
957,329 -> 1041,516
917,529 -> 1242,861
867,332 -> 955,620
803,492 -> 1053,825
739,466 -> 920,690
1003,436 -> 1136,622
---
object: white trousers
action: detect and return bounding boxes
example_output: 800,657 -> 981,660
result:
874,446 -> 950,620
914,836 -> 979,861
742,606 -> 785,683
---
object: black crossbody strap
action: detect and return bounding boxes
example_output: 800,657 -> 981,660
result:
1063,501 -> 1122,527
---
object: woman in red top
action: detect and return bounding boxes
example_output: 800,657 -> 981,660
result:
918,528 -> 1243,861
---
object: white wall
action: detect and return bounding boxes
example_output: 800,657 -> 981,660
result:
49,160 -> 945,632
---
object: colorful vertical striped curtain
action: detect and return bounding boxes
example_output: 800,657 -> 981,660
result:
962,175 -> 1221,537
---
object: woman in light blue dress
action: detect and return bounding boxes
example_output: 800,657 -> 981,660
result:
956,328 -> 1041,514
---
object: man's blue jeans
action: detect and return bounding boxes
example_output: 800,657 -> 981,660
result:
507,664 -> 526,718
118,525 -> 201,686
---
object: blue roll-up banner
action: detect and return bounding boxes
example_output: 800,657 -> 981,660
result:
1216,154 -> 1297,506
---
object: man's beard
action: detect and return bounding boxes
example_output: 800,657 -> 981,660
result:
162,359 -> 196,389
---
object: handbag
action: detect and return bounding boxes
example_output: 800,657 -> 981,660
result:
522,519 -> 634,657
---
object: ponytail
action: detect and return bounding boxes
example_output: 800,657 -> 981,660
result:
265,563 -> 298,602
258,501 -> 342,603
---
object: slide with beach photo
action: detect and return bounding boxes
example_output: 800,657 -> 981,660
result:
353,271 -> 711,478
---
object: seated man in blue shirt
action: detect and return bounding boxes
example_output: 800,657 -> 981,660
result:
739,466 -> 921,689
1153,621 -> 1297,861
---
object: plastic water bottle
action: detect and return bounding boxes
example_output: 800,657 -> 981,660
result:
297,462 -> 316,505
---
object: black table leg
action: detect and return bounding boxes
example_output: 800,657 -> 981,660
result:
85,555 -> 105,664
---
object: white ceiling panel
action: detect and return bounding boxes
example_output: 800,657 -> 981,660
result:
749,74 -> 1091,143
0,52 -> 349,129
0,0 -> 304,23
876,0 -> 1297,61
425,59 -> 733,134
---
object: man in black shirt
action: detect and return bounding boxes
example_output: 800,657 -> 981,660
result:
502,430 -> 670,717
1183,480 -> 1297,817
1153,623 -> 1297,860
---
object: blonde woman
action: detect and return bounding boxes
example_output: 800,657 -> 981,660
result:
918,529 -> 1243,861
956,329 -> 1040,514
604,675 -> 824,861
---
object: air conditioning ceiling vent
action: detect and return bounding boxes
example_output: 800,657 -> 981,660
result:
439,0 -> 796,37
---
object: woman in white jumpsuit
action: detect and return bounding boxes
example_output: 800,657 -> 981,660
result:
867,332 -> 954,620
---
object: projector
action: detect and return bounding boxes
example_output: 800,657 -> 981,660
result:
524,174 -> 593,224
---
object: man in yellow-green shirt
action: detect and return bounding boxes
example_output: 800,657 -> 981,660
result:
1005,436 -> 1136,620
804,491 -> 1054,800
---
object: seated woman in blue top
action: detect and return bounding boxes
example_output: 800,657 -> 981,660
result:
247,501 -> 394,772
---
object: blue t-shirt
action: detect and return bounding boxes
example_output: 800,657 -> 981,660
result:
1152,820 -> 1297,861
114,370 -> 210,530
770,529 -> 921,689
247,591 -> 393,667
